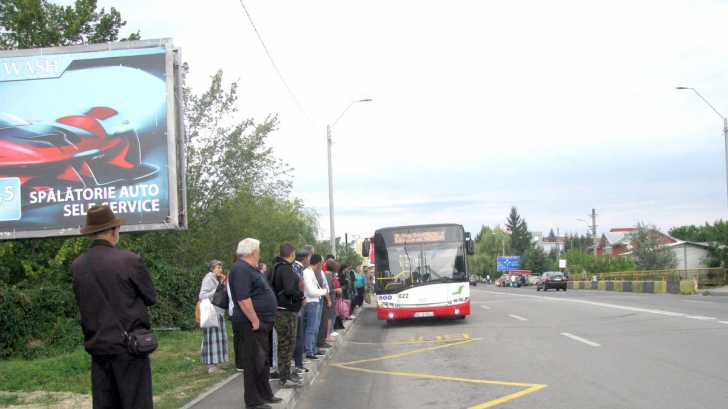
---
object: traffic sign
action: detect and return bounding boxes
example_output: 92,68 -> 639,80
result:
497,256 -> 521,271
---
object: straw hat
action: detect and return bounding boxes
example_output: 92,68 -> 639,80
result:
79,205 -> 125,234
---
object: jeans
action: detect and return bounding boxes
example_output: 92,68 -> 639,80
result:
302,301 -> 321,356
293,314 -> 303,367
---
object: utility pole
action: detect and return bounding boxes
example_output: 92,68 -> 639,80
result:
556,227 -> 561,261
577,209 -> 598,258
590,208 -> 598,258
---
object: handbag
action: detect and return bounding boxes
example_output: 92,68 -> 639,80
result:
335,297 -> 350,319
211,281 -> 229,309
199,298 -> 220,328
195,300 -> 202,323
84,256 -> 158,356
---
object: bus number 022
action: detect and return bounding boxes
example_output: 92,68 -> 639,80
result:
398,293 -> 409,298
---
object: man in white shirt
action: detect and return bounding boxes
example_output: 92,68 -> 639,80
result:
302,254 -> 328,360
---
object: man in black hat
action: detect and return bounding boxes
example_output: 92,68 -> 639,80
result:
70,205 -> 157,409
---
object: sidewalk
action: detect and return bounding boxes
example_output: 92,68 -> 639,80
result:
181,306 -> 366,409
698,285 -> 728,296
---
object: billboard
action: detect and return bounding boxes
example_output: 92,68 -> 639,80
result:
0,39 -> 186,239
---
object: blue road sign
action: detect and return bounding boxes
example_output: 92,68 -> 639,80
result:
497,256 -> 521,271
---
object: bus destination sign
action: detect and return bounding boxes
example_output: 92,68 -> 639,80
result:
394,230 -> 445,244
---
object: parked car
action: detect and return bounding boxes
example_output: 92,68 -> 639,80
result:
469,275 -> 477,286
528,275 -> 540,286
536,271 -> 567,291
498,274 -> 510,287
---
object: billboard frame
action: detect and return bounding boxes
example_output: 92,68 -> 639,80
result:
0,38 -> 187,239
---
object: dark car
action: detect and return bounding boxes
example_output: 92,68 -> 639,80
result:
469,275 -> 477,286
0,108 -> 158,191
536,271 -> 567,291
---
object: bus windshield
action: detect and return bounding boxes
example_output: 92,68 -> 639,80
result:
376,241 -> 467,294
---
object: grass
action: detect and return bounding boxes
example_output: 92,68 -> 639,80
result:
0,325 -> 235,409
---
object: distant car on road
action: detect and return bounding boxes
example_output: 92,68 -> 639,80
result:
498,274 -> 511,287
536,271 -> 567,291
528,275 -> 540,286
469,275 -> 477,286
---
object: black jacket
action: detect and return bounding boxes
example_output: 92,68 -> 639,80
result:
270,256 -> 305,312
70,240 -> 157,356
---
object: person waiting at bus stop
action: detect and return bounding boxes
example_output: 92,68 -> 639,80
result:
302,254 -> 328,360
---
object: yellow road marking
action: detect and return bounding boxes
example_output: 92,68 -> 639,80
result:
332,334 -> 546,408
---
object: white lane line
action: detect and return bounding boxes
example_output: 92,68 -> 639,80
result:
509,314 -> 528,321
482,291 -> 727,322
562,333 -> 601,347
718,321 -> 728,325
480,305 -> 491,310
683,300 -> 713,304
685,316 -> 717,321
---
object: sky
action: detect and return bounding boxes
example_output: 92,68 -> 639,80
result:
60,0 -> 728,241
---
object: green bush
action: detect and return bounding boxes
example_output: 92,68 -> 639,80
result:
0,261 -> 202,360
0,285 -> 82,360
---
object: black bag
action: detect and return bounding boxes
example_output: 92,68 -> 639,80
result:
211,282 -> 229,309
127,328 -> 158,355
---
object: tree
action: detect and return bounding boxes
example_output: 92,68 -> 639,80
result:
506,207 -> 532,256
336,241 -> 364,268
0,0 -> 139,50
468,225 -> 509,277
126,65 -> 318,268
629,222 -> 678,271
522,246 -> 553,275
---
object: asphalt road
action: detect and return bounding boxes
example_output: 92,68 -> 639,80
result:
294,286 -> 728,409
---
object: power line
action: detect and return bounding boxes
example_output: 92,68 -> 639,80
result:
238,1 -> 321,136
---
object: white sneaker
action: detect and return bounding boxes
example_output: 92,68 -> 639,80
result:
330,331 -> 339,337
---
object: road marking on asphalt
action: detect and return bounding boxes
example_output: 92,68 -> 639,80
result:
684,315 -> 716,321
482,291 -> 727,322
718,321 -> 728,325
333,336 -> 547,408
481,305 -> 491,309
351,334 -> 473,345
561,333 -> 601,347
509,314 -> 528,321
683,300 -> 713,304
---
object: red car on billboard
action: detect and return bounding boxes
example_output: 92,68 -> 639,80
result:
0,107 -> 157,191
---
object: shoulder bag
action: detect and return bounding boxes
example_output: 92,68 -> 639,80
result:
84,256 -> 158,356
210,275 -> 229,309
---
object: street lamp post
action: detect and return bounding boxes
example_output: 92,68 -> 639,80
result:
676,87 -> 728,211
327,99 -> 372,257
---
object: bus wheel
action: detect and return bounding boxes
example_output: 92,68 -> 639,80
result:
456,315 -> 466,320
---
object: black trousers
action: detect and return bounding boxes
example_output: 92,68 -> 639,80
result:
355,287 -> 365,307
234,320 -> 275,406
91,353 -> 152,409
233,320 -> 244,369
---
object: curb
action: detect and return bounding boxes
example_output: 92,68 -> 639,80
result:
181,306 -> 363,409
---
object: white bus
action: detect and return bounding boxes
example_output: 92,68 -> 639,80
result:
362,224 -> 475,323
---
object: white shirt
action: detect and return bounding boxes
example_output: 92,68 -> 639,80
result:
303,266 -> 327,302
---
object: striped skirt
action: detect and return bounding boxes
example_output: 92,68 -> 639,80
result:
200,313 -> 229,365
